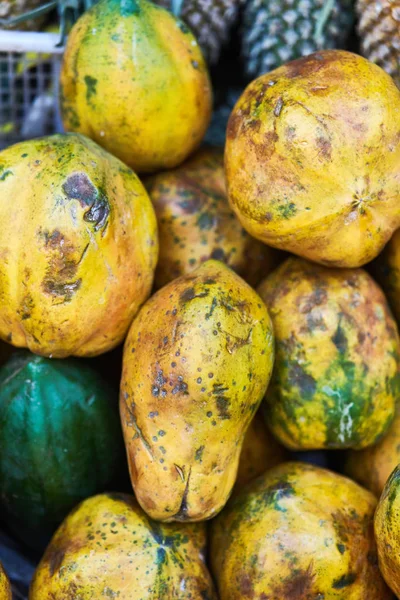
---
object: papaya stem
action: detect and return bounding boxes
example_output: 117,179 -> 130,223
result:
313,0 -> 336,46
170,0 -> 184,17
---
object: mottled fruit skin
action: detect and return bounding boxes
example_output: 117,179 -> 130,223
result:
235,411 -> 287,489
61,0 -> 212,173
0,563 -> 11,600
120,260 -> 274,521
211,462 -> 393,600
258,257 -> 399,450
0,351 -> 124,549
0,134 -> 158,358
375,466 -> 400,597
146,147 -> 279,289
346,405 -> 400,497
226,50 -> 400,267
30,493 -> 217,600
372,229 -> 400,323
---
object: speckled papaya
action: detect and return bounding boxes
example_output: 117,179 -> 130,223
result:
29,493 -> 217,599
226,50 -> 400,267
145,147 -> 279,289
0,134 -> 158,358
120,259 -> 274,521
0,562 -> 11,600
345,405 -> 400,497
60,0 -> 212,173
258,257 -> 399,450
211,461 -> 393,600
235,410 -> 287,489
372,229 -> 400,323
375,466 -> 400,597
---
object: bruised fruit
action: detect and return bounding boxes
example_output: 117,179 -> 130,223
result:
258,257 -> 399,450
0,352 -> 124,549
120,260 -> 274,521
346,405 -> 400,497
60,0 -> 212,173
375,466 -> 400,597
226,50 -> 400,267
0,563 -> 11,600
211,461 -> 393,600
0,134 -> 158,358
372,229 -> 400,323
145,147 -> 279,289
235,411 -> 287,489
30,493 -> 217,599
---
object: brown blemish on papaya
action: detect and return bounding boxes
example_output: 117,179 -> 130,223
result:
180,287 -> 209,302
271,563 -> 315,599
46,546 -> 66,576
316,136 -> 332,160
62,172 -> 97,207
239,574 -> 254,597
226,112 -> 243,140
284,52 -> 327,79
41,230 -> 82,302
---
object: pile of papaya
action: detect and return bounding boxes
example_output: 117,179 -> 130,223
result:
2,1 -> 400,598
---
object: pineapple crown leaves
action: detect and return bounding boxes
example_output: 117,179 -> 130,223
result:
167,0 -> 185,17
313,0 -> 337,45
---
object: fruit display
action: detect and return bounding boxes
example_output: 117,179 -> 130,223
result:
242,0 -> 355,79
0,351 -> 124,549
357,0 -> 400,88
375,466 -> 400,597
226,50 -> 400,267
258,257 -> 399,450
30,493 -> 217,599
0,133 -> 157,358
211,462 -> 393,599
145,146 -> 279,288
0,562 -> 11,600
120,260 -> 274,521
60,0 -> 212,173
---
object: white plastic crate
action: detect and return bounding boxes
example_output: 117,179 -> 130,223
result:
0,31 -> 64,149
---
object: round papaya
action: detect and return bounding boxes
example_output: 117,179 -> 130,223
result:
258,257 -> 399,450
30,493 -> 217,599
345,405 -> 400,497
0,351 -> 124,549
0,562 -> 11,600
372,229 -> 400,323
211,462 -> 393,600
235,411 -> 287,489
120,260 -> 274,521
145,147 -> 279,289
375,466 -> 400,597
225,50 -> 400,267
60,0 -> 212,173
0,133 -> 158,358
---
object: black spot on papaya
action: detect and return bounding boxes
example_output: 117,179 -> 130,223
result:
212,383 -> 231,419
288,363 -> 316,397
180,288 -> 209,302
18,294 -> 34,320
332,573 -> 356,589
84,75 -> 98,105
62,172 -> 97,207
211,248 -> 225,261
178,196 -> 201,214
332,323 -> 348,354
276,563 -> 315,599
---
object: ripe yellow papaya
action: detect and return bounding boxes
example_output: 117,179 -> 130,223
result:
60,0 -> 212,173
258,257 -> 399,450
146,147 -> 280,289
30,493 -> 217,599
375,466 -> 400,597
226,50 -> 400,267
0,563 -> 11,600
120,260 -> 274,521
0,134 -> 158,358
211,462 -> 393,600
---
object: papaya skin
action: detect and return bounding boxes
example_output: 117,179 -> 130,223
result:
235,410 -> 287,489
29,493 -> 217,600
0,563 -> 11,600
0,133 -> 158,358
120,260 -> 274,521
375,466 -> 400,597
211,462 -> 394,600
258,257 -> 399,450
60,0 -> 212,173
372,229 -> 400,323
145,147 -> 279,289
346,405 -> 400,497
225,50 -> 400,267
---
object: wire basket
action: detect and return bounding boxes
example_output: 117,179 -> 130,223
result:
0,31 -> 64,150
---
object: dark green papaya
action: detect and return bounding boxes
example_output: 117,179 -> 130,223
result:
0,352 -> 124,549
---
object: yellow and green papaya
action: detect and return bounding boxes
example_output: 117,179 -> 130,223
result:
375,466 -> 400,597
0,562 -> 11,600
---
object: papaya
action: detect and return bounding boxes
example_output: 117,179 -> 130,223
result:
258,257 -> 399,450
30,493 -> 217,599
0,133 -> 157,358
372,229 -> 400,323
60,0 -> 212,173
211,461 -> 393,600
145,147 -> 280,289
225,50 -> 400,268
120,260 -> 274,521
345,405 -> 400,497
0,563 -> 11,600
0,351 -> 124,549
235,411 -> 287,489
375,466 -> 400,597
